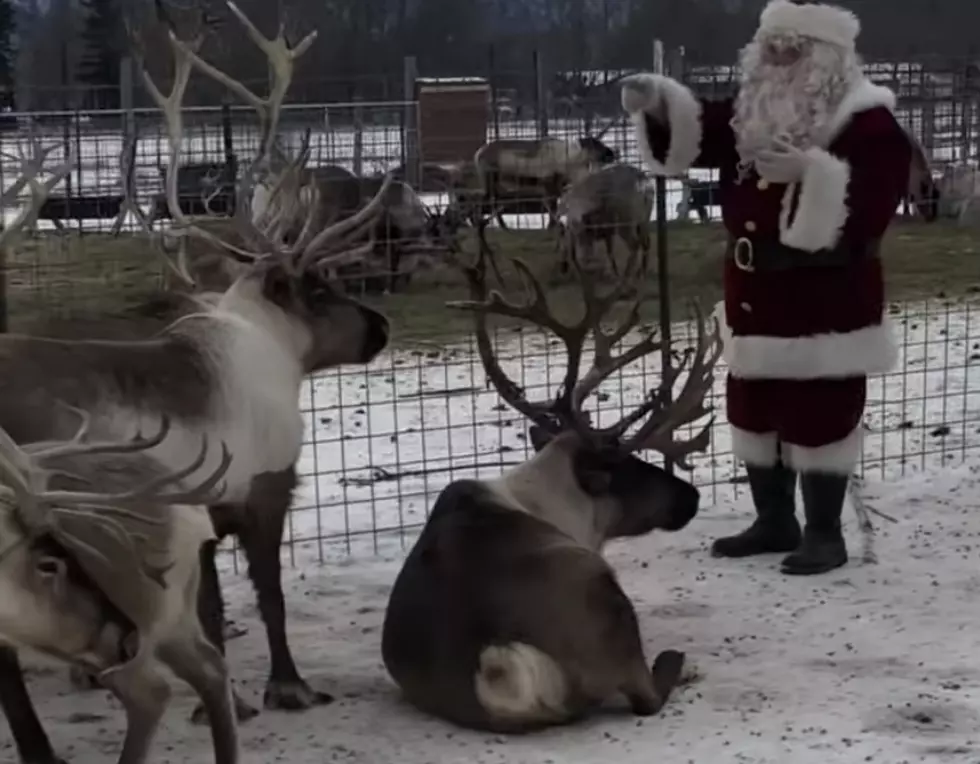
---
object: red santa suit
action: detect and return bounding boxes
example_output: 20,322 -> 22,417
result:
622,6 -> 911,477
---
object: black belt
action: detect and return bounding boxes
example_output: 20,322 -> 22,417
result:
725,236 -> 881,272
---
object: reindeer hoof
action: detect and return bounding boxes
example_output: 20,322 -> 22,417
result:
651,649 -> 686,690
68,666 -> 101,691
263,679 -> 334,711
190,692 -> 259,725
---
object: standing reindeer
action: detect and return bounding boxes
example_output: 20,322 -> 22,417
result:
382,229 -> 722,732
0,414 -> 238,764
557,162 -> 653,279
0,6 -> 394,760
905,130 -> 941,222
472,129 -> 617,231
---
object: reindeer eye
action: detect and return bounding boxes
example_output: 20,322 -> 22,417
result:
36,557 -> 64,577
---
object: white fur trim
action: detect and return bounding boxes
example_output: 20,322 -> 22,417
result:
823,79 -> 897,143
475,642 -> 569,724
622,74 -> 702,176
757,0 -> 859,50
778,148 -> 850,252
731,426 -> 779,467
783,425 -> 863,474
716,305 -> 899,380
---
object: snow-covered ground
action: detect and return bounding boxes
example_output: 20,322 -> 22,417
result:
16,464 -> 980,764
7,294 -> 978,764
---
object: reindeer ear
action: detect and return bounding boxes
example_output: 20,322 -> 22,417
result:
528,425 -> 555,452
260,265 -> 294,307
35,555 -> 69,600
572,450 -> 614,496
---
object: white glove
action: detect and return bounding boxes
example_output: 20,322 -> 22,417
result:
754,138 -> 809,184
620,73 -> 668,117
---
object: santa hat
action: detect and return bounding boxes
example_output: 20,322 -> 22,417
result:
755,0 -> 860,50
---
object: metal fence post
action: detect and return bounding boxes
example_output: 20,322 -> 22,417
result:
403,55 -> 419,186
352,98 -> 365,177
534,49 -> 548,139
653,38 -> 674,475
488,44 -> 500,141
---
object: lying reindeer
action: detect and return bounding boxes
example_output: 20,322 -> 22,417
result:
558,162 -> 653,279
254,156 -> 452,294
0,7 -> 393,759
0,413 -> 237,764
382,229 -> 722,732
473,131 -> 617,230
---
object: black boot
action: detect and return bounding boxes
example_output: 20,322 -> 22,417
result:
711,464 -> 802,558
781,472 -> 849,575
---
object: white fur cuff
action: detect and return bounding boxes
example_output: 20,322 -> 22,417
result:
731,427 -> 779,467
783,426 -> 863,475
717,309 -> 899,380
623,74 -> 702,176
779,148 -> 850,252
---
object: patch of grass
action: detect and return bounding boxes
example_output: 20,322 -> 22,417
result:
3,221 -> 977,345
3,232 -> 166,334
371,220 -> 980,346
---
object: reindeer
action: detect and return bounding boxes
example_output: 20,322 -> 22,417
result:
254,156 -> 455,294
0,413 -> 238,764
472,126 -> 617,231
0,6 -> 394,758
557,162 -> 653,279
381,229 -> 722,732
935,163 -> 980,223
905,130 -> 941,222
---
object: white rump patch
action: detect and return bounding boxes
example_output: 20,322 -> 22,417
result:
474,642 -> 569,725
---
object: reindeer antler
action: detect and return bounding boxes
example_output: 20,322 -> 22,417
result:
132,1 -> 388,281
0,135 -> 74,252
0,408 -> 231,581
448,229 -> 722,467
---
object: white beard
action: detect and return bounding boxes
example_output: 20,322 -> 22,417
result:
731,37 -> 859,173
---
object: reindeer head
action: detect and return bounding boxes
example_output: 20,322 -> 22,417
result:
0,410 -> 230,656
577,135 -> 617,166
448,230 -> 722,547
131,1 -> 390,372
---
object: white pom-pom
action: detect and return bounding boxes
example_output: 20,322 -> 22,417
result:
620,74 -> 661,114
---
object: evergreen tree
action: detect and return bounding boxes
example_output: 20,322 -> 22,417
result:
78,0 -> 120,95
0,0 -> 15,95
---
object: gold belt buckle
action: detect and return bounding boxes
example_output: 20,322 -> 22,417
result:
733,237 -> 755,272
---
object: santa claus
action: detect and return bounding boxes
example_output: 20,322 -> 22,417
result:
620,0 -> 912,575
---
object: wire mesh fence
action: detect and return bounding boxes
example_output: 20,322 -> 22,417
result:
0,49 -> 978,566
278,294 -> 980,565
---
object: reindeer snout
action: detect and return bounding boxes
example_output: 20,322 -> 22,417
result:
661,482 -> 701,532
360,309 -> 390,361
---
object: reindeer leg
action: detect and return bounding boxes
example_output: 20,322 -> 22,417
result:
190,537 -> 259,725
237,467 -> 333,711
158,632 -> 239,764
98,659 -> 171,764
0,648 -> 65,764
605,234 -> 619,280
623,650 -> 686,716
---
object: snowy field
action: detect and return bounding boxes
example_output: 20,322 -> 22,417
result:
7,293 -> 979,764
